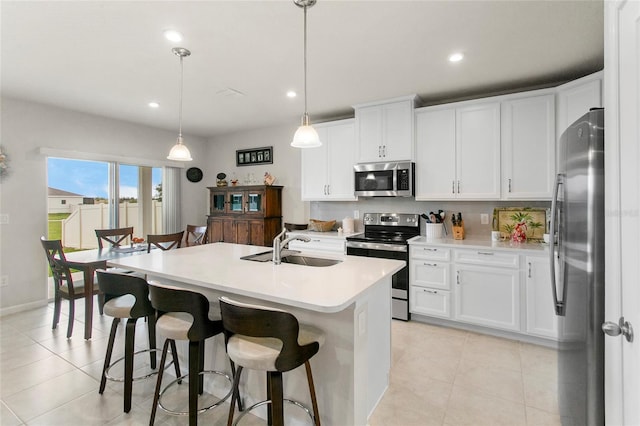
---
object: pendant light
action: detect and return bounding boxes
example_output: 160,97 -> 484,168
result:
167,47 -> 193,161
291,0 -> 322,148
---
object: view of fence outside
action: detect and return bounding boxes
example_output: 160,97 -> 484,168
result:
62,202 -> 163,249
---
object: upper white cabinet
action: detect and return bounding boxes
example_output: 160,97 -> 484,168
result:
501,92 -> 556,199
301,119 -> 357,201
415,101 -> 501,200
354,95 -> 417,163
556,71 -> 603,139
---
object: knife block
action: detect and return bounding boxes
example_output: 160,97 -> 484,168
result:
452,221 -> 465,240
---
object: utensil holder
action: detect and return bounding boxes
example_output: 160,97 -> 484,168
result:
424,223 -> 443,240
452,221 -> 465,240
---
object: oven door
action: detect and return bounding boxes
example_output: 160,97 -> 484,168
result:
346,242 -> 410,321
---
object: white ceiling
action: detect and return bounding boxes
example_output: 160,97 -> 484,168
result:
1,0 -> 604,139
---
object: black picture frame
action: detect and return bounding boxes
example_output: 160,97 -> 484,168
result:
236,146 -> 273,167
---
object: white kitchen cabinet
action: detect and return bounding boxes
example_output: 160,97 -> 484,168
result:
415,101 -> 501,200
501,92 -> 556,199
454,263 -> 521,332
456,102 -> 501,199
415,107 -> 457,199
525,255 -> 558,339
556,71 -> 603,140
301,119 -> 357,201
409,245 -> 451,318
287,232 -> 346,254
354,95 -> 417,163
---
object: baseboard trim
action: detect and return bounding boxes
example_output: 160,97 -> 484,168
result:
0,299 -> 48,317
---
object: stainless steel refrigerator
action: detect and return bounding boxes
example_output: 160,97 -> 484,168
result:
550,108 -> 605,425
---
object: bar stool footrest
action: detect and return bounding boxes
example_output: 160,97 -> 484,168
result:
104,348 -> 171,383
158,370 -> 233,416
233,398 -> 316,425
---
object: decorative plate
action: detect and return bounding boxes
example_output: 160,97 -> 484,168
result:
186,167 -> 203,183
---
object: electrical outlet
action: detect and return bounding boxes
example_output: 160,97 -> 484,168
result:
0,214 -> 8,224
481,214 -> 489,225
353,210 -> 360,219
0,275 -> 8,287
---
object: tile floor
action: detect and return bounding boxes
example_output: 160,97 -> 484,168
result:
0,300 -> 561,425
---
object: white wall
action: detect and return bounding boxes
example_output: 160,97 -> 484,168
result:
204,124 -> 310,224
0,97 -> 207,312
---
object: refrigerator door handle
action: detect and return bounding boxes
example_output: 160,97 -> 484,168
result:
550,174 -> 566,316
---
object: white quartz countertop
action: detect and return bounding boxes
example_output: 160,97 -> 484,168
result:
408,236 -> 550,254
107,242 -> 403,313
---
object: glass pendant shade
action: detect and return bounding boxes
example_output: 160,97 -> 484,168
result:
167,136 -> 193,161
291,114 -> 321,148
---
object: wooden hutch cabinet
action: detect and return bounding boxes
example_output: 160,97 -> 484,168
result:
207,185 -> 283,247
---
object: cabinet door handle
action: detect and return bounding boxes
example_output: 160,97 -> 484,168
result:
508,178 -> 512,193
423,248 -> 438,252
327,184 -> 330,195
423,262 -> 438,267
378,146 -> 382,157
452,180 -> 455,194
528,262 -> 532,278
477,251 -> 494,256
457,180 -> 461,193
456,271 -> 460,285
422,289 -> 438,294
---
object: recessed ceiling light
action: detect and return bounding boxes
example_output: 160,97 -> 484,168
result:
286,91 -> 297,98
148,102 -> 160,108
448,52 -> 464,63
163,30 -> 183,42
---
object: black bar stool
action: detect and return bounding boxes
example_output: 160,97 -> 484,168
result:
148,283 -> 234,426
219,296 -> 324,426
96,270 -> 180,413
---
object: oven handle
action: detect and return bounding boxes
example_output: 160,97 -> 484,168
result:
346,241 -> 408,252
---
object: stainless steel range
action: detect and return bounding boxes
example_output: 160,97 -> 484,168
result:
345,213 -> 420,321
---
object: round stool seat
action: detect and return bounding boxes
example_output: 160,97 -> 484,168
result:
227,325 -> 324,371
103,294 -> 137,318
156,304 -> 221,341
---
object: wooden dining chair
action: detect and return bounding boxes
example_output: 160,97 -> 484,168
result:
40,237 -> 104,338
95,227 -> 134,249
184,225 -> 207,247
147,231 -> 184,252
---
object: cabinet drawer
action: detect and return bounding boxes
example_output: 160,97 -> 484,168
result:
410,245 -> 451,261
411,260 -> 449,290
410,287 -> 450,318
289,238 -> 345,254
453,249 -> 519,268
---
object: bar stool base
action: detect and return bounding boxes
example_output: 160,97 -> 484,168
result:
104,348 -> 172,382
233,399 -> 316,426
158,370 -> 233,416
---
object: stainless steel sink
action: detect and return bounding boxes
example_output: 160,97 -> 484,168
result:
241,250 -> 341,267
280,255 -> 342,267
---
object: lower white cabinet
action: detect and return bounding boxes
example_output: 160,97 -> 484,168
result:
409,242 -> 558,341
454,264 -> 520,331
409,245 -> 451,318
287,232 -> 345,254
525,255 -> 558,339
410,287 -> 451,318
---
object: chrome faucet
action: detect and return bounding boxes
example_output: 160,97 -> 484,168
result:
272,227 -> 311,265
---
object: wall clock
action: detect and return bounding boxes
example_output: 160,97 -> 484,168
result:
186,167 -> 203,183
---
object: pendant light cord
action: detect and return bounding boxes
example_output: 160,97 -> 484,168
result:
303,5 -> 309,124
178,54 -> 184,139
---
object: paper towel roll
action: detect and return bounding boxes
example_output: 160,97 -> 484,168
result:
342,217 -> 354,234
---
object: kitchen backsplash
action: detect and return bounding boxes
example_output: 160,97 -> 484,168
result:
309,199 -> 550,238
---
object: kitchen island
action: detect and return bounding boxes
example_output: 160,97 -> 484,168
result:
108,242 -> 404,425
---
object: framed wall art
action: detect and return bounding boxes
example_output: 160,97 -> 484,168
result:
236,146 -> 273,166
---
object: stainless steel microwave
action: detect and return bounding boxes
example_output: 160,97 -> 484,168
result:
354,161 -> 414,197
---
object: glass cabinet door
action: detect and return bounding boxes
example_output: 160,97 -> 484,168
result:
211,193 -> 226,213
229,192 -> 244,212
247,192 -> 263,213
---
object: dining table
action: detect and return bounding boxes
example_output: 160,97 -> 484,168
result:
60,245 -> 150,339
